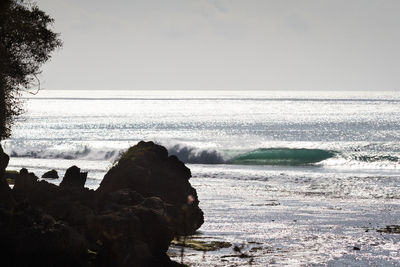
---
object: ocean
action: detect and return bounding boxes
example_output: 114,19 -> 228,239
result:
3,90 -> 400,266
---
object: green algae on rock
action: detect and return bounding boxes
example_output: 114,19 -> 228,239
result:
171,238 -> 231,251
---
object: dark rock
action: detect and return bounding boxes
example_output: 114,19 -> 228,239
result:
3,141 -> 202,266
92,200 -> 175,266
0,144 -> 14,206
98,141 -> 192,204
14,179 -> 62,206
9,179 -> 162,266
19,167 -> 28,175
97,141 -> 204,234
13,168 -> 38,191
98,188 -> 144,212
5,170 -> 19,180
42,169 -> 59,178
0,204 -> 88,267
0,145 -> 9,174
8,172 -> 189,266
60,165 -> 87,189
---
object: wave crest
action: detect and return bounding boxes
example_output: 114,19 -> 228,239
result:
229,148 -> 336,165
7,143 -> 226,164
167,144 -> 225,164
9,146 -> 121,161
5,142 -> 399,168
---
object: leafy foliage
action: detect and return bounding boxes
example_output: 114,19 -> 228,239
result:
0,0 -> 62,139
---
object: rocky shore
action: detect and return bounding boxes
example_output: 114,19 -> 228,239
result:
0,141 -> 204,266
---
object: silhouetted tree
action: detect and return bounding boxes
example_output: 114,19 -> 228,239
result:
0,0 -> 61,139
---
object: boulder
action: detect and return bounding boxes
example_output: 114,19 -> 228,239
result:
3,141 -> 203,266
0,144 -> 14,206
42,169 -> 59,179
13,168 -> 39,191
0,144 -> 9,174
13,179 -> 62,206
9,171 -> 186,266
0,204 -> 88,267
98,188 -> 144,212
60,165 -> 87,189
92,196 -> 175,266
97,141 -> 204,235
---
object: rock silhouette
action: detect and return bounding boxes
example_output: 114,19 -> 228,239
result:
42,169 -> 59,179
0,141 -> 202,266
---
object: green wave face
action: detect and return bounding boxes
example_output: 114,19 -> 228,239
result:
230,148 -> 336,166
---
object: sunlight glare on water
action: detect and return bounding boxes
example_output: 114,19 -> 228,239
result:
4,90 -> 400,266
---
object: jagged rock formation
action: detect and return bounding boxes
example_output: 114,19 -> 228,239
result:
0,141 -> 204,266
97,141 -> 204,235
60,165 -> 87,188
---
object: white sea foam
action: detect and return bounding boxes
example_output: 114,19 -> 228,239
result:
4,140 -> 399,170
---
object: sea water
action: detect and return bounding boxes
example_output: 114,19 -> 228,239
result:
3,90 -> 400,266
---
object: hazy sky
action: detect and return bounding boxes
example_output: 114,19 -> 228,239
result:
37,0 -> 400,91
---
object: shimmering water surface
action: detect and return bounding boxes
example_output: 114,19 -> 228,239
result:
3,90 -> 400,266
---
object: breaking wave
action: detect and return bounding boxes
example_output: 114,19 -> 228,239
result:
229,148 -> 336,165
6,144 -> 225,164
5,143 -> 400,168
8,146 -> 122,162
167,144 -> 225,164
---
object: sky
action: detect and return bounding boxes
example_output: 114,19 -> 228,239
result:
36,0 -> 400,91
